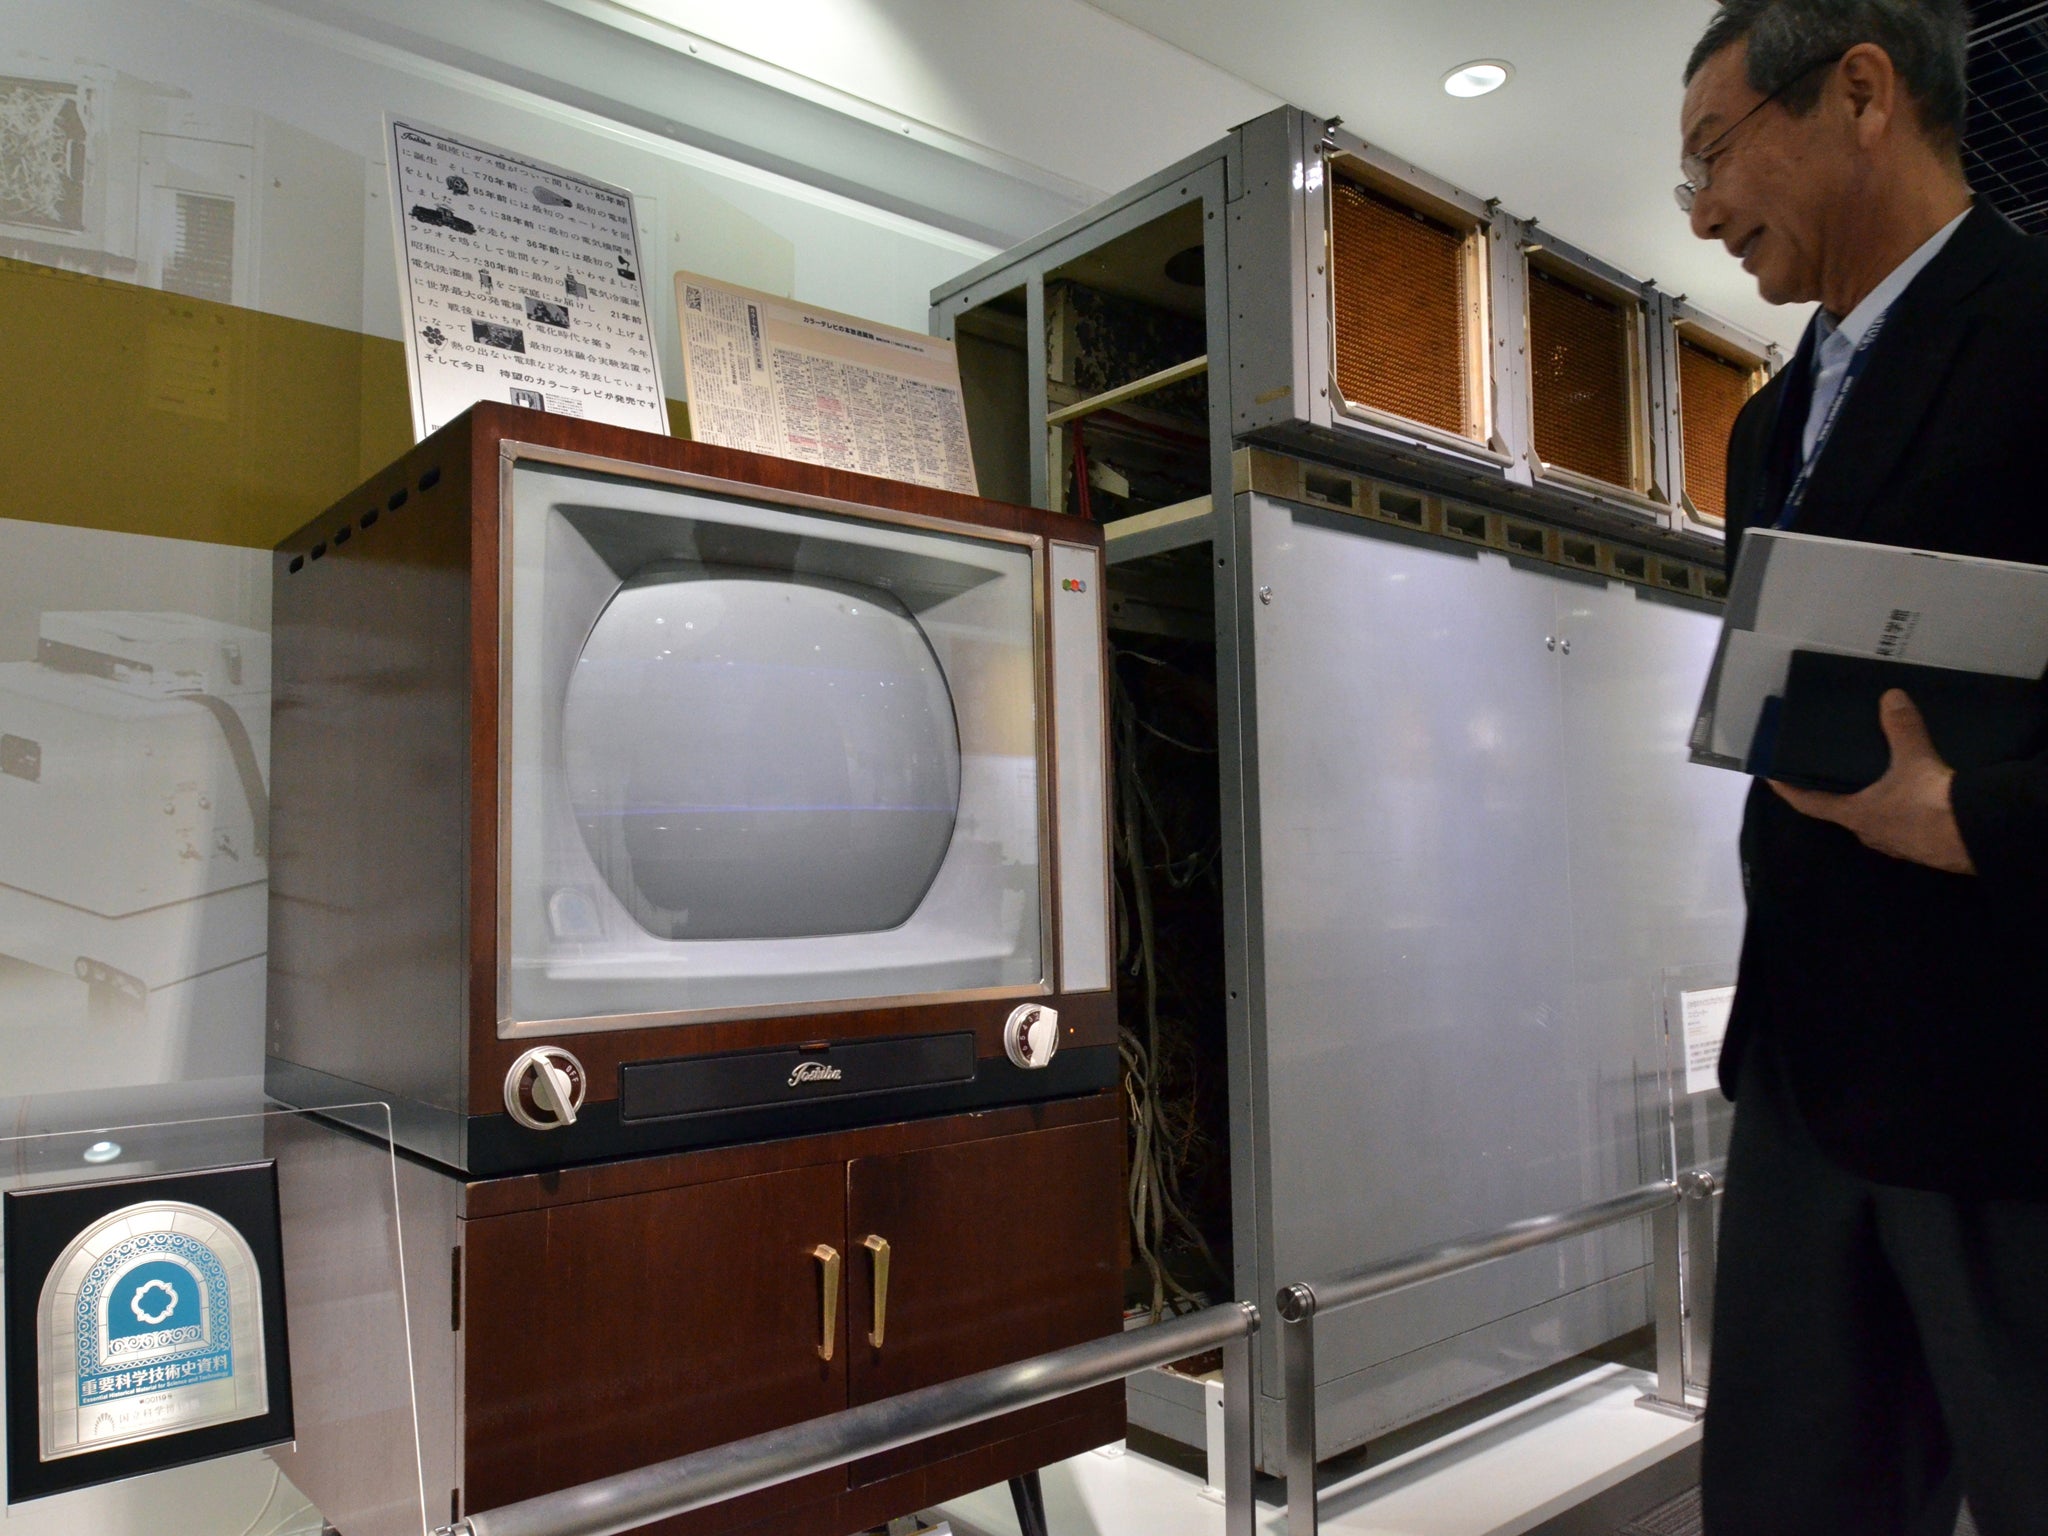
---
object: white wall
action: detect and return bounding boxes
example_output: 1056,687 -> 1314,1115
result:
5,0 -> 1001,396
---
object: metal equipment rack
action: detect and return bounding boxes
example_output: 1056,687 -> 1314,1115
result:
931,105 -> 1757,1474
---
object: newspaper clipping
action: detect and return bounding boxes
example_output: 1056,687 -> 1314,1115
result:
387,118 -> 667,440
676,273 -> 978,495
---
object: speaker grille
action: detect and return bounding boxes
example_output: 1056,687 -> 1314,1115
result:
1527,265 -> 1636,489
1677,336 -> 1759,523
1330,179 -> 1472,439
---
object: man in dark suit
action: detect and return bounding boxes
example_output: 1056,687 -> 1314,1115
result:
1678,2 -> 2048,1532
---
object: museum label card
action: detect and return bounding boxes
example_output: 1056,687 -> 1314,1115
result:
676,272 -> 978,494
386,118 -> 667,440
1681,986 -> 1735,1098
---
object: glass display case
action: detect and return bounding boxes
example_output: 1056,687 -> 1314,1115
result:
0,1089 -> 423,1536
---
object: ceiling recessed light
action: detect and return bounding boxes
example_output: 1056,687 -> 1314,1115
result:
1444,60 -> 1512,98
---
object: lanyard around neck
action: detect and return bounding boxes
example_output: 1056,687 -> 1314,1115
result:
1774,307 -> 1890,529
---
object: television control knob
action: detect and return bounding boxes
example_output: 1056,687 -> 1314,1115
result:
1003,1004 -> 1060,1070
505,1046 -> 586,1130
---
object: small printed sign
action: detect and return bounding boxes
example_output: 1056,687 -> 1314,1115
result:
5,1163 -> 291,1503
386,118 -> 668,441
1681,986 -> 1736,1098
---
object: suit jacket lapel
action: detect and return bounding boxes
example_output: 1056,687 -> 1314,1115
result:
1754,322 -> 1818,530
1791,205 -> 2010,540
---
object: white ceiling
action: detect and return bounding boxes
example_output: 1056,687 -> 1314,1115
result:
568,0 -> 1282,212
604,0 -> 1807,348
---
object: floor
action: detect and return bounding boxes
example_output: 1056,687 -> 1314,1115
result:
929,1364 -> 1702,1536
1606,1485 -> 1982,1536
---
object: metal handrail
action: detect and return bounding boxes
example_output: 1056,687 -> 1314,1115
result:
437,1300 -> 1260,1536
1275,1181 -> 1680,1323
1277,1174 -> 1709,1536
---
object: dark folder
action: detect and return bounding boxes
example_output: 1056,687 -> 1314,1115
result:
1746,650 -> 2048,793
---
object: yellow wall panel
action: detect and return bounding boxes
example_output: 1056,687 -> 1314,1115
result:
1,258 -> 688,548
2,256 -> 413,548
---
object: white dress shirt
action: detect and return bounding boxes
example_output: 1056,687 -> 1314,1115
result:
1801,206 -> 1972,463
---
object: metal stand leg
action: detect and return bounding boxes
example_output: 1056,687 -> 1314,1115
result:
1681,1169 -> 1721,1395
1008,1470 -> 1049,1536
1637,1195 -> 1705,1421
1278,1286 -> 1320,1536
1222,1328 -> 1256,1536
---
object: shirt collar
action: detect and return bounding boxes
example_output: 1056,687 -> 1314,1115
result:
1815,205 -> 1972,353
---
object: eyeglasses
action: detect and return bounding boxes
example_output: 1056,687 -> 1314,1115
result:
1674,52 -> 1845,213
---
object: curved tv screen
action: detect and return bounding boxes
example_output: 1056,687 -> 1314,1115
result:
562,563 -> 962,940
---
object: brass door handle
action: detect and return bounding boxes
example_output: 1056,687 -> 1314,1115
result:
811,1244 -> 840,1361
862,1234 -> 891,1348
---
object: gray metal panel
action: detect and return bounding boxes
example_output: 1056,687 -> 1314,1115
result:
1488,210 -> 1535,483
1245,494 -> 1578,1379
1238,492 -> 1745,1459
931,137 -> 1241,313
1646,290 -> 1680,513
1026,274 -> 1051,508
1126,1365 -> 1210,1450
1203,160 -> 1273,1422
1226,107 -> 1316,439
1554,579 -> 1749,1056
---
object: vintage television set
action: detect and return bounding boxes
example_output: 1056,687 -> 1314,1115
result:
264,407 -> 1127,1534
265,405 -> 1116,1177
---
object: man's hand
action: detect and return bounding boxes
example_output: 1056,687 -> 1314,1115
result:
1769,689 -> 1976,874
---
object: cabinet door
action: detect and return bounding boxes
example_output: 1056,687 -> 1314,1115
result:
844,1117 -> 1124,1484
462,1164 -> 847,1531
1243,492 -> 1587,1418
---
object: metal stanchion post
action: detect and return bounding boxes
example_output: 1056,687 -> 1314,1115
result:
1221,1322 -> 1257,1536
1278,1283 -> 1320,1536
1636,1195 -> 1703,1421
1681,1169 -> 1721,1394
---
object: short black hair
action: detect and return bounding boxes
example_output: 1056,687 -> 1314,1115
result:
1685,0 -> 1970,154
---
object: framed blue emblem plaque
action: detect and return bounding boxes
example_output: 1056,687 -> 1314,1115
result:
4,1162 -> 292,1502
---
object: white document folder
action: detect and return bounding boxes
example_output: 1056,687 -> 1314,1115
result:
1689,529 -> 2048,772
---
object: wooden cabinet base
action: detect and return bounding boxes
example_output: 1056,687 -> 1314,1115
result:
372,1094 -> 1127,1535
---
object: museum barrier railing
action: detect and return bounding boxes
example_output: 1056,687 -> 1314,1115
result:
434,1299 -> 1261,1536
1276,1170 -> 1720,1536
435,1168 -> 1723,1536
